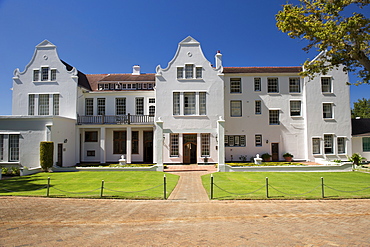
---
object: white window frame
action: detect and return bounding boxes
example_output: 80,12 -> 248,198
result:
9,134 -> 19,162
255,134 -> 262,147
173,92 -> 180,115
53,94 -> 59,115
254,78 -> 261,91
185,64 -> 194,79
312,137 -> 321,154
41,67 -> 49,81
321,77 -> 332,93
97,98 -> 106,115
85,98 -> 94,116
33,69 -> 39,81
230,100 -> 242,117
28,94 -> 35,115
337,137 -> 346,154
199,92 -> 206,115
51,69 -> 57,81
323,103 -> 333,119
170,134 -> 179,157
201,133 -> 210,157
196,67 -> 202,79
267,78 -> 279,93
135,97 -> 144,115
149,105 -> 155,116
38,94 -> 49,115
324,134 -> 334,154
177,67 -> 184,79
116,98 -> 126,115
269,110 -> 280,125
184,92 -> 196,115
290,100 -> 301,117
289,77 -> 301,93
230,78 -> 242,93
255,100 -> 261,115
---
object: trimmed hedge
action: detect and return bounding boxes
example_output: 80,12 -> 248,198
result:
40,141 -> 54,171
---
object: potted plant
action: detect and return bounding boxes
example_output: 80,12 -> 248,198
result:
261,153 -> 271,162
283,152 -> 293,162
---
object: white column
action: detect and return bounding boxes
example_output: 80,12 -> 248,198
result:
100,127 -> 106,163
217,117 -> 226,172
126,127 -> 132,164
155,118 -> 164,171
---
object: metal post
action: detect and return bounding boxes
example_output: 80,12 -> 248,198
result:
210,174 -> 214,199
164,175 -> 167,200
46,177 -> 50,197
266,177 -> 269,198
321,177 -> 325,198
100,180 -> 104,197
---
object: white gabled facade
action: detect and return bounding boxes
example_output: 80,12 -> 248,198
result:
0,37 -> 355,171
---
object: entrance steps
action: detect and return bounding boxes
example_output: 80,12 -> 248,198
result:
165,164 -> 217,172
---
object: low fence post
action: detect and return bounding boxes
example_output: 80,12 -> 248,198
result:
164,175 -> 167,200
100,180 -> 104,197
321,177 -> 325,198
266,177 -> 269,198
46,177 -> 50,197
210,174 -> 214,199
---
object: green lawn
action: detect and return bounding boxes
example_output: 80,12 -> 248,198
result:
202,172 -> 370,200
0,171 -> 179,199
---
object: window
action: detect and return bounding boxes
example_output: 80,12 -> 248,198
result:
85,131 -> 98,142
225,135 -> 246,147
9,134 -> 19,162
177,67 -> 184,79
255,100 -> 261,114
255,134 -> 262,147
0,135 -> 3,161
267,78 -> 279,93
321,77 -> 332,93
85,98 -> 93,116
113,131 -> 126,154
173,92 -> 180,115
28,94 -> 35,115
269,110 -> 279,125
51,69 -> 57,81
185,64 -> 194,79
33,70 -> 39,81
324,134 -> 333,154
290,101 -> 301,116
323,103 -> 333,119
337,137 -> 346,154
136,97 -> 144,115
87,150 -> 95,157
196,67 -> 202,78
38,94 -> 49,115
312,138 -> 321,154
170,134 -> 179,156
41,67 -> 49,81
184,92 -> 196,115
116,98 -> 126,115
53,94 -> 59,115
230,100 -> 242,117
199,92 -> 206,115
289,78 -> 300,93
149,98 -> 155,104
230,78 -> 241,93
254,78 -> 261,91
363,137 -> 370,152
149,105 -> 155,116
132,131 -> 139,154
201,133 -> 210,156
97,98 -> 105,115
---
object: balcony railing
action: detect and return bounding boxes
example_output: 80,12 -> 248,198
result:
77,114 -> 154,125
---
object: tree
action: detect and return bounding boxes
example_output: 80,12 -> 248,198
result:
351,98 -> 370,118
276,0 -> 370,84
40,142 -> 54,171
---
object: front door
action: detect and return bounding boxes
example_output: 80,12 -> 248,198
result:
57,143 -> 63,167
271,143 -> 279,161
183,134 -> 197,164
143,131 -> 153,163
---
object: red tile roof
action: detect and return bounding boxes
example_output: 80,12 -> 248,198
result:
99,74 -> 155,82
85,74 -> 109,91
223,67 -> 302,74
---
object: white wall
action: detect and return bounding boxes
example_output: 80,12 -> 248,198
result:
352,136 -> 370,161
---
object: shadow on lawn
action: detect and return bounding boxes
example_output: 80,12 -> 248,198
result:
0,175 -> 49,193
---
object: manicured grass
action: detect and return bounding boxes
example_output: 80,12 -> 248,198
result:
0,171 -> 179,199
202,172 -> 370,200
227,162 -> 306,166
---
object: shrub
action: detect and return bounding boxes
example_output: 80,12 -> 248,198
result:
283,152 -> 293,157
40,142 -> 54,171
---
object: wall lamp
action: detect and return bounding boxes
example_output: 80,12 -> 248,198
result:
266,140 -> 269,144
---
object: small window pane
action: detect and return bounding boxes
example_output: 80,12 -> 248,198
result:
39,94 -> 49,115
254,78 -> 261,91
136,98 -> 144,115
255,135 -> 262,147
85,131 -> 98,142
184,92 -> 195,115
97,98 -> 106,115
321,77 -> 332,93
173,92 -> 180,115
363,137 -> 370,152
201,133 -> 210,156
177,67 -> 183,79
33,70 -> 39,81
51,69 -> 57,81
324,134 -> 333,154
199,92 -> 206,115
323,103 -> 333,118
269,110 -> 279,125
196,67 -> 202,79
170,134 -> 179,156
268,78 -> 279,93
230,101 -> 242,117
289,78 -> 300,93
255,100 -> 261,114
28,94 -> 35,115
312,138 -> 320,154
85,98 -> 94,116
116,98 -> 126,115
230,78 -> 241,93
41,67 -> 49,81
53,94 -> 59,115
337,137 -> 345,154
290,101 -> 301,116
185,64 -> 194,79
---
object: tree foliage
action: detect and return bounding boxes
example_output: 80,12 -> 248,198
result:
351,98 -> 370,118
276,0 -> 370,84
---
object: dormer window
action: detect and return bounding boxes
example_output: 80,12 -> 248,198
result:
41,67 -> 49,81
185,64 -> 194,79
177,64 -> 202,79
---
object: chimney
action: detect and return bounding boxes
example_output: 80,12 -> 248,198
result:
215,50 -> 222,69
132,65 -> 140,75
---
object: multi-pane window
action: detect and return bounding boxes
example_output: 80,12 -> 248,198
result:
323,103 -> 333,119
321,77 -> 332,93
85,98 -> 93,116
41,67 -> 49,81
230,78 -> 241,93
173,92 -> 180,115
255,134 -> 262,147
136,97 -> 144,115
9,134 -> 19,162
230,100 -> 242,117
267,78 -> 279,93
201,133 -> 210,156
149,98 -> 155,103
0,135 -> 3,161
324,134 -> 333,154
289,78 -> 301,93
116,98 -> 126,115
177,67 -> 184,79
312,138 -> 321,154
28,94 -> 35,115
255,100 -> 261,114
113,131 -> 126,154
337,137 -> 346,154
33,70 -> 39,81
199,92 -> 206,115
51,69 -> 57,81
363,137 -> 370,152
290,101 -> 301,116
53,94 -> 59,115
185,64 -> 194,79
85,131 -> 98,142
97,98 -> 106,115
38,94 -> 49,115
149,106 -> 155,116
132,131 -> 139,154
184,92 -> 196,115
170,134 -> 179,156
225,135 -> 246,147
254,78 -> 261,91
269,110 -> 280,125
196,67 -> 202,79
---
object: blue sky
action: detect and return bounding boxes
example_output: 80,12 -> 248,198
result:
0,0 -> 368,115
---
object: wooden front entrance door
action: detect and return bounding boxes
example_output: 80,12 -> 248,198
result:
57,143 -> 63,167
143,131 -> 153,163
183,134 -> 197,164
271,143 -> 279,161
